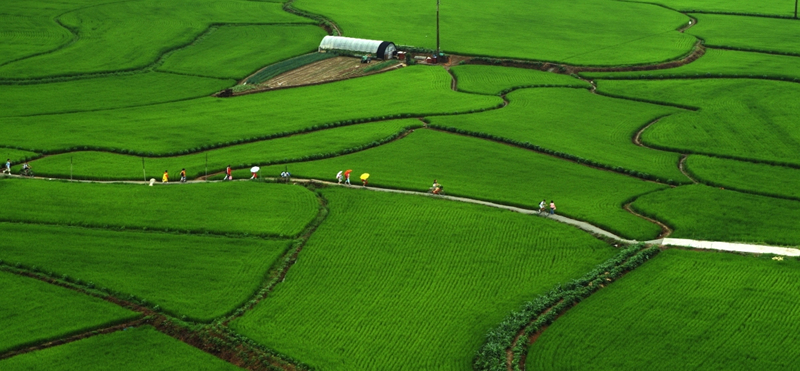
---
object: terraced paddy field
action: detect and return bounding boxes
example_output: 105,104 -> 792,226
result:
0,179 -> 319,237
584,48 -> 800,81
450,65 -> 590,95
0,67 -> 500,154
428,88 -> 686,182
687,13 -> 800,55
27,119 -> 419,180
0,326 -> 242,370
526,249 -> 800,370
684,155 -> 800,200
257,129 -> 666,240
597,79 -> 800,166
0,270 -> 139,353
3,0 -> 799,369
631,185 -> 800,246
0,222 -> 292,321
231,187 -> 617,371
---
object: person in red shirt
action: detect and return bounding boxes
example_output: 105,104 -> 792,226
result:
225,165 -> 232,180
180,168 -> 186,183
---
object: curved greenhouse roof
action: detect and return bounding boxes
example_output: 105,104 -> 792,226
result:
318,36 -> 396,59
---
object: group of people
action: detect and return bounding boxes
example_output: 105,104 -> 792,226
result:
336,170 -> 368,186
539,199 -> 557,215
162,168 -> 188,183
3,159 -> 32,176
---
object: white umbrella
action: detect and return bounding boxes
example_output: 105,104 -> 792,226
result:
336,170 -> 343,178
250,166 -> 260,173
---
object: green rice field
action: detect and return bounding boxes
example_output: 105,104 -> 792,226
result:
0,270 -> 139,353
597,78 -> 800,166
0,179 -> 319,237
4,0 -> 799,369
584,48 -> 800,81
158,24 -> 327,80
687,13 -> 800,55
428,88 -> 686,182
231,187 -> 616,370
27,119 -> 419,180
0,67 -> 500,154
0,326 -> 242,370
631,185 -> 800,246
450,65 -> 590,95
527,249 -> 800,370
685,155 -> 800,200
259,129 -> 666,240
0,222 -> 291,321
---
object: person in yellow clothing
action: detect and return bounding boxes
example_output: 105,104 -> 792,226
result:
162,170 -> 169,183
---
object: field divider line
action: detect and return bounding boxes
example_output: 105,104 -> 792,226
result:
0,318 -> 147,361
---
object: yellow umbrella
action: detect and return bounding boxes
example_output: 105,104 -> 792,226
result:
360,173 -> 370,180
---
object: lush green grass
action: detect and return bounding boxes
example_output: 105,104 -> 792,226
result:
0,5 -> 73,65
159,24 -> 327,80
0,179 -> 318,238
527,249 -> 800,370
0,66 -> 501,154
686,155 -> 800,200
297,0 -> 694,65
450,65 -> 590,95
0,222 -> 290,321
0,326 -> 242,370
631,184 -> 800,246
27,119 -> 418,180
688,13 -> 800,55
429,88 -> 686,182
260,129 -> 666,240
597,79 -> 800,166
1,149 -> 39,164
0,270 -> 139,353
635,0 -> 796,16
0,73 -> 233,118
0,0 -> 310,79
584,48 -> 800,81
232,187 -> 616,371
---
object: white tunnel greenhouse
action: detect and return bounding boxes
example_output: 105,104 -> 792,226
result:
318,36 -> 397,60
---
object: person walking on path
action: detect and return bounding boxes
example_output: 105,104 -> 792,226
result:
549,200 -> 556,215
539,199 -> 546,214
3,159 -> 10,175
225,165 -> 232,181
162,170 -> 169,183
344,169 -> 352,185
21,161 -> 32,176
362,177 -> 368,187
180,168 -> 186,183
336,170 -> 343,184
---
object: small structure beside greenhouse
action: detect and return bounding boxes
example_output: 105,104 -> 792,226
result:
318,36 -> 397,60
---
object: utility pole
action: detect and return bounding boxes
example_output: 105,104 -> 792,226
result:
436,0 -> 440,54
795,0 -> 798,19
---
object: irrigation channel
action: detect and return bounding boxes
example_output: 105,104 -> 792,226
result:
8,174 -> 800,257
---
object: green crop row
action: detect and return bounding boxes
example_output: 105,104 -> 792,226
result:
429,125 -> 682,185
631,184 -> 800,246
244,52 -> 337,85
450,64 -> 589,95
686,13 -> 800,56
0,180 -> 319,238
27,119 -> 419,181
684,155 -> 800,201
474,244 -> 660,371
0,326 -> 242,371
0,268 -> 140,354
231,187 -> 617,370
526,249 -> 800,370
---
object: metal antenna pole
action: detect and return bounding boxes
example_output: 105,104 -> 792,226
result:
436,0 -> 440,54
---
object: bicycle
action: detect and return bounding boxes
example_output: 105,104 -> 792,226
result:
20,168 -> 34,178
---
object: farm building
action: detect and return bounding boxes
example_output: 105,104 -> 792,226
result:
318,36 -> 397,60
